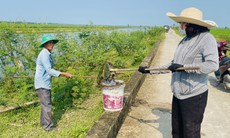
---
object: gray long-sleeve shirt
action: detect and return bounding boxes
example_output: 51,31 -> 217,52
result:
161,32 -> 218,99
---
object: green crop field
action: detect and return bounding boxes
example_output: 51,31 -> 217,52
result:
210,28 -> 230,55
211,28 -> 230,42
0,21 -> 130,34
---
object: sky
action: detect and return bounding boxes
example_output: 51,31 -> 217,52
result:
0,0 -> 229,28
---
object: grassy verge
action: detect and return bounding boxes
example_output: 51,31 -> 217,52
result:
0,89 -> 103,138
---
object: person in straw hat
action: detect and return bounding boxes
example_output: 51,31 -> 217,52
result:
34,34 -> 73,131
139,7 -> 218,138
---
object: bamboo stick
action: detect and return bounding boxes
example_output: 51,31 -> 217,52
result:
13,75 -> 97,78
146,67 -> 200,71
0,101 -> 39,113
109,67 -> 200,72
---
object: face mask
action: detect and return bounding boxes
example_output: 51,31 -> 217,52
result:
179,26 -> 186,35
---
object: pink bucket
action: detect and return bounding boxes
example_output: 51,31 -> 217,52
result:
102,80 -> 125,111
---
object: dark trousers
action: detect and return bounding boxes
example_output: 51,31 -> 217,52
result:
36,88 -> 54,130
172,90 -> 208,138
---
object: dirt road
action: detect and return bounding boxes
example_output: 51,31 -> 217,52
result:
117,29 -> 230,138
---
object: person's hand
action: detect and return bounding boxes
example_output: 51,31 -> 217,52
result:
168,64 -> 183,72
138,66 -> 150,74
65,73 -> 73,78
61,72 -> 73,78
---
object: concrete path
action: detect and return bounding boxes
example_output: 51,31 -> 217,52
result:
117,29 -> 230,138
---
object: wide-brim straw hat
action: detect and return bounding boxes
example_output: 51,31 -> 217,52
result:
166,7 -> 216,28
39,34 -> 59,48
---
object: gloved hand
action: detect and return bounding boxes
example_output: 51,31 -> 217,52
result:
138,66 -> 150,74
168,64 -> 184,72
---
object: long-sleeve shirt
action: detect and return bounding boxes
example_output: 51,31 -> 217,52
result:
157,32 -> 219,100
34,48 -> 61,90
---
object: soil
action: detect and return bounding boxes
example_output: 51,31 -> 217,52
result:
117,29 -> 230,138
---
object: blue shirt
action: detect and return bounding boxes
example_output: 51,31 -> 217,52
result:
34,48 -> 61,90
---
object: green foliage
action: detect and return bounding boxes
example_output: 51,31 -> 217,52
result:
78,31 -> 91,39
0,26 -> 164,108
0,24 -> 165,137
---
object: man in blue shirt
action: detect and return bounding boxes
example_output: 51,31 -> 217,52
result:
35,34 -> 72,131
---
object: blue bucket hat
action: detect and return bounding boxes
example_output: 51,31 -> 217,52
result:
39,34 -> 59,48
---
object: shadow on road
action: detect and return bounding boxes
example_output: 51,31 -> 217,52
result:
151,108 -> 171,138
208,75 -> 230,93
128,107 -> 171,138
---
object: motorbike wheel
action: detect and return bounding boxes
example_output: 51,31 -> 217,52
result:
223,74 -> 230,89
214,70 -> 220,80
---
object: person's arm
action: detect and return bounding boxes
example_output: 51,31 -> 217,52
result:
184,36 -> 219,74
149,61 -> 173,74
40,51 -> 72,78
138,61 -> 173,74
40,53 -> 61,77
60,72 -> 72,78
